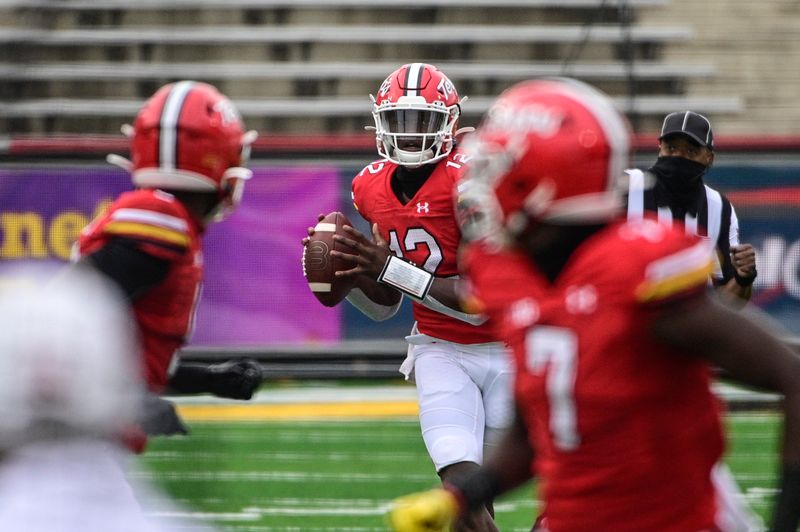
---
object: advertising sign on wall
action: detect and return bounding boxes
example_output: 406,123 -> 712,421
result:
0,165 -> 343,345
0,162 -> 796,344
708,165 -> 800,335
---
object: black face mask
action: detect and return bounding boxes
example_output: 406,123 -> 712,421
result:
648,156 -> 707,194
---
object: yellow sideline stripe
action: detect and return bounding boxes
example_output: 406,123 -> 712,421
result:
177,401 -> 419,421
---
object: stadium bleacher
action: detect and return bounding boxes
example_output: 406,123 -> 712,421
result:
0,0 -> 744,137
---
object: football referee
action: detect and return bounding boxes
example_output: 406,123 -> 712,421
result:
626,111 -> 757,306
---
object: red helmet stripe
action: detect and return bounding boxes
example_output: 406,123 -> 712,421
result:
405,63 -> 425,96
158,80 -> 195,171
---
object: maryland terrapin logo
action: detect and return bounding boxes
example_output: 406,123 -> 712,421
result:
213,98 -> 241,125
379,78 -> 392,97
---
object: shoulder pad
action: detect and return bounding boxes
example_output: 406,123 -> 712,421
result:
103,190 -> 192,249
630,225 -> 714,304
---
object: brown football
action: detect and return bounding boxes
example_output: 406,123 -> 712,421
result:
302,211 -> 358,307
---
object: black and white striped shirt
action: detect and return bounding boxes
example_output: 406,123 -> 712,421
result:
626,168 -> 740,284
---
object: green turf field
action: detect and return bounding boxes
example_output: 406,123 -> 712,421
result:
136,410 -> 779,531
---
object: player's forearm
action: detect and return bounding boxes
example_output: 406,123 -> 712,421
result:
167,360 -> 262,399
373,257 -> 486,324
355,275 -> 402,307
425,277 -> 465,311
717,278 -> 752,306
449,412 -> 534,511
346,278 -> 402,322
480,410 -> 536,494
770,362 -> 800,530
423,278 -> 487,325
654,298 -> 798,392
771,374 -> 800,532
654,295 -> 800,522
771,463 -> 800,532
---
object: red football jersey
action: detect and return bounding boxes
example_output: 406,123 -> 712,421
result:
77,189 -> 203,392
351,152 -> 495,344
463,219 -> 723,531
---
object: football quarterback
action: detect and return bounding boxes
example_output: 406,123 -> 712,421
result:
305,63 -> 513,532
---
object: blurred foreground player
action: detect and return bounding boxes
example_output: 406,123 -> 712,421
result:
0,270 -> 215,532
74,81 -> 263,438
306,63 -> 513,531
388,79 -> 800,531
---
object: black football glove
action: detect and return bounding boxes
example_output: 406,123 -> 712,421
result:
207,358 -> 263,400
139,394 -> 189,436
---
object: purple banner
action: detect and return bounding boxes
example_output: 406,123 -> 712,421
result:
0,166 -> 342,345
196,166 -> 341,345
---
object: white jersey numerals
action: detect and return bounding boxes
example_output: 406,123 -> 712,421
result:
525,325 -> 580,451
359,162 -> 386,175
387,227 -> 443,274
446,152 -> 471,169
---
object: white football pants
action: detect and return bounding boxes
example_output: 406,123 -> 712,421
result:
409,340 -> 514,472
713,462 -> 764,531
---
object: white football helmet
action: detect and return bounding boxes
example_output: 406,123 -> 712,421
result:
0,268 -> 143,448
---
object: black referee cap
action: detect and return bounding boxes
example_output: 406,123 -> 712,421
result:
659,111 -> 714,151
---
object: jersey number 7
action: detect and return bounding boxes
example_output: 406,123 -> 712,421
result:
526,326 -> 580,451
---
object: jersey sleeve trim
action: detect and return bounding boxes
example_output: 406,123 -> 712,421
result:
112,208 -> 190,231
104,221 -> 190,248
635,240 -> 714,303
103,208 -> 191,248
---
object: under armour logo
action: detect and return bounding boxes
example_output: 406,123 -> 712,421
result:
416,202 -> 430,214
565,285 -> 597,314
508,298 -> 540,328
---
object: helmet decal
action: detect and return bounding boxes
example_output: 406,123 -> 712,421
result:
158,80 -> 195,171
402,62 -> 425,96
